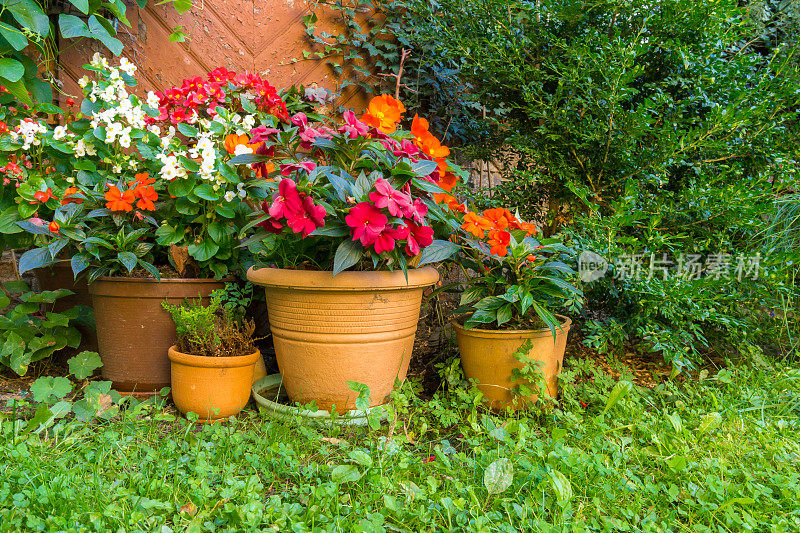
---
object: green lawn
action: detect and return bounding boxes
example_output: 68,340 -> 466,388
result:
1,353 -> 799,532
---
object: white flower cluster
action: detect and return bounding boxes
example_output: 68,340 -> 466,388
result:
10,120 -> 47,150
83,53 -> 138,103
157,153 -> 187,181
189,133 -> 219,182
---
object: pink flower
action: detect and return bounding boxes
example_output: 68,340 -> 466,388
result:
404,222 -> 434,256
290,112 -> 308,129
29,217 -> 45,227
268,178 -> 302,219
403,198 -> 429,224
250,125 -> 280,144
392,138 -> 420,159
286,196 -> 326,237
373,225 -> 409,254
369,178 -> 413,218
280,161 -> 317,177
299,126 -> 333,149
345,202 -> 387,246
338,110 -> 370,139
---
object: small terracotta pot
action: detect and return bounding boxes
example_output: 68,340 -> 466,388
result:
34,260 -> 97,351
168,346 -> 260,422
247,267 -> 439,412
453,315 -> 572,410
88,277 -> 225,395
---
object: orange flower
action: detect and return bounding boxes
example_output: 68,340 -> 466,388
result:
105,185 -> 135,212
411,114 -> 430,140
31,188 -> 56,204
61,186 -> 83,205
487,229 -> 511,256
134,185 -> 158,211
48,221 -> 59,234
482,208 -> 511,230
438,171 -> 458,193
461,211 -> 493,238
224,133 -> 250,155
420,135 -> 450,160
516,220 -> 539,236
361,94 -> 406,134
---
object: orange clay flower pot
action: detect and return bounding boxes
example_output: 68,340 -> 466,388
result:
247,267 -> 440,412
88,277 -> 225,396
168,346 -> 260,422
453,315 -> 572,410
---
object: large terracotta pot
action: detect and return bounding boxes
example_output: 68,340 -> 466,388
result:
168,346 -> 260,422
453,315 -> 572,410
88,277 -> 225,395
247,267 -> 440,412
34,260 -> 97,351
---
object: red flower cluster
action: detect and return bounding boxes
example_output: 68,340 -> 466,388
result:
345,178 -> 434,256
258,178 -> 326,237
151,68 -> 288,125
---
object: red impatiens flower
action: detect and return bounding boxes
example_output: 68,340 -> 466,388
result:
345,202 -> 387,246
286,196 -> 327,238
280,161 -> 317,177
268,179 -> 303,219
403,198 -> 428,224
404,222 -> 434,256
338,110 -> 370,139
369,178 -> 412,218
372,224 -> 409,254
105,185 -> 135,212
31,188 -> 56,204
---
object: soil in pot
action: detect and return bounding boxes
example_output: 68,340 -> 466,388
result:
452,316 -> 572,410
89,277 -> 225,396
247,267 -> 440,412
169,346 -> 260,422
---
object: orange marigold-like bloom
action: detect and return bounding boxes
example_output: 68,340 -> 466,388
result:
461,211 -> 493,239
105,185 -> 135,212
61,186 -> 83,205
516,220 -> 539,236
361,94 -> 406,134
482,208 -> 511,230
487,229 -> 511,256
438,171 -> 458,193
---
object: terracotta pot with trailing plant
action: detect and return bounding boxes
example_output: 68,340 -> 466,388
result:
434,206 -> 584,410
163,291 -> 260,421
13,56 -> 289,395
238,95 -> 471,412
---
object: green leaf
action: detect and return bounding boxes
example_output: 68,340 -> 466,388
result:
483,458 -> 513,495
167,178 -> 196,197
88,15 -> 123,55
68,351 -> 102,379
18,247 -> 53,274
347,450 -> 373,468
194,184 -> 221,201
697,412 -> 721,435
30,376 -> 73,403
5,0 -> 50,36
177,122 -> 198,137
330,465 -> 363,484
409,159 -> 438,177
417,239 -> 460,266
155,224 -> 184,245
464,308 -> 496,329
309,222 -> 349,237
58,14 -> 91,39
0,76 -> 31,105
188,239 -> 219,262
603,380 -> 633,412
550,470 -> 573,507
332,240 -> 363,276
0,58 -> 24,82
173,0 -> 192,14
117,251 -> 137,273
0,22 -> 28,51
67,0 -> 89,14
347,380 -> 371,411
207,221 -> 225,243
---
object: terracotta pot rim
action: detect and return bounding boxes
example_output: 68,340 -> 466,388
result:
247,266 -> 439,291
168,346 -> 261,368
451,315 -> 572,338
94,276 -> 229,283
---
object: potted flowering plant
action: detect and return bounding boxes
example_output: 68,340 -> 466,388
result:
430,206 -> 584,410
163,291 -> 260,422
238,94 -> 466,411
3,55 -> 291,395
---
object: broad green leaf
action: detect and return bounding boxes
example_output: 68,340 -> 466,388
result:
68,351 -> 102,379
58,14 -> 91,38
18,247 -> 53,274
417,239 -> 460,266
30,376 -> 73,402
67,0 -> 90,14
332,240 -> 362,276
330,464 -> 363,484
348,450 -> 373,468
697,412 -> 721,435
188,239 -> 219,262
347,380 -> 371,411
5,0 -> 49,36
117,251 -> 137,273
550,470 -> 573,506
0,58 -> 24,82
88,15 -> 123,55
603,380 -> 632,412
483,458 -> 513,495
0,22 -> 28,50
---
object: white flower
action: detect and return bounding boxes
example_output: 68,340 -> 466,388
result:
237,189 -> 246,199
75,139 -> 88,157
112,165 -> 122,174
233,144 -> 253,156
242,114 -> 256,130
148,124 -> 161,136
90,52 -> 109,69
78,76 -> 89,88
52,126 -> 68,140
224,191 -> 236,202
118,57 -> 137,76
146,91 -> 160,109
118,127 -> 132,148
